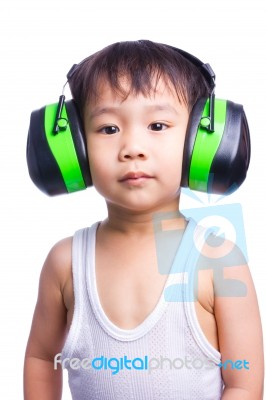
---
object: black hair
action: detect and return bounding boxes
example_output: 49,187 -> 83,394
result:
68,40 -> 212,115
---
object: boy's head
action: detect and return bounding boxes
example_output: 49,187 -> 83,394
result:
68,40 -> 213,117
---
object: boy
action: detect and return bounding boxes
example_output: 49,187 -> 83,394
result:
24,40 -> 264,399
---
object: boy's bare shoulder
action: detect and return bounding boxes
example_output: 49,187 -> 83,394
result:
46,236 -> 73,265
41,236 -> 73,291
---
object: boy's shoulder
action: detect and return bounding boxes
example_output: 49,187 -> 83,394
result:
196,229 -> 247,270
195,227 -> 249,307
46,236 -> 73,267
41,236 -> 73,293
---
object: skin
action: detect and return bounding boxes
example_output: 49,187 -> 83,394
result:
24,78 -> 264,399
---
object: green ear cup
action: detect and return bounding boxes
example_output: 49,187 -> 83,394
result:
27,100 -> 92,196
181,98 -> 250,194
44,103 -> 86,193
189,99 -> 227,192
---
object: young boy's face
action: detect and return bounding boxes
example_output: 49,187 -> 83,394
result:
83,77 -> 189,213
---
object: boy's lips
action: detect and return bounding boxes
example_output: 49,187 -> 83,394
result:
119,171 -> 154,184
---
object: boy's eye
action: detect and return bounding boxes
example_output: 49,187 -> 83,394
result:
99,125 -> 119,135
148,122 -> 168,131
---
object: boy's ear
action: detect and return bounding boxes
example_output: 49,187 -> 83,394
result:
27,99 -> 92,196
181,97 -> 251,195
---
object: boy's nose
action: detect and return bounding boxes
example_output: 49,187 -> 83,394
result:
119,147 -> 147,161
118,136 -> 148,161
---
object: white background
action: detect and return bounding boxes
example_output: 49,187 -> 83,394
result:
0,0 -> 265,398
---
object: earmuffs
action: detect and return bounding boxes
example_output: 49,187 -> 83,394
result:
26,45 -> 250,196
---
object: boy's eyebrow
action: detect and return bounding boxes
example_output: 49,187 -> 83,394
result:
145,104 -> 179,115
89,107 -> 120,120
89,103 -> 179,120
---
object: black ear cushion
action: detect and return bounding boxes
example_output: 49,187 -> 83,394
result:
181,97 -> 207,188
64,100 -> 93,187
27,107 -> 68,195
208,101 -> 251,194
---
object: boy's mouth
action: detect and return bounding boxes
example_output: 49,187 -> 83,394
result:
119,171 -> 154,185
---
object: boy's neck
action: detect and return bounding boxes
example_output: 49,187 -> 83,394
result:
101,197 -> 185,237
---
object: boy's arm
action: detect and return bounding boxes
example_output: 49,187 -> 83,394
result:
214,261 -> 264,399
24,238 -> 72,400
